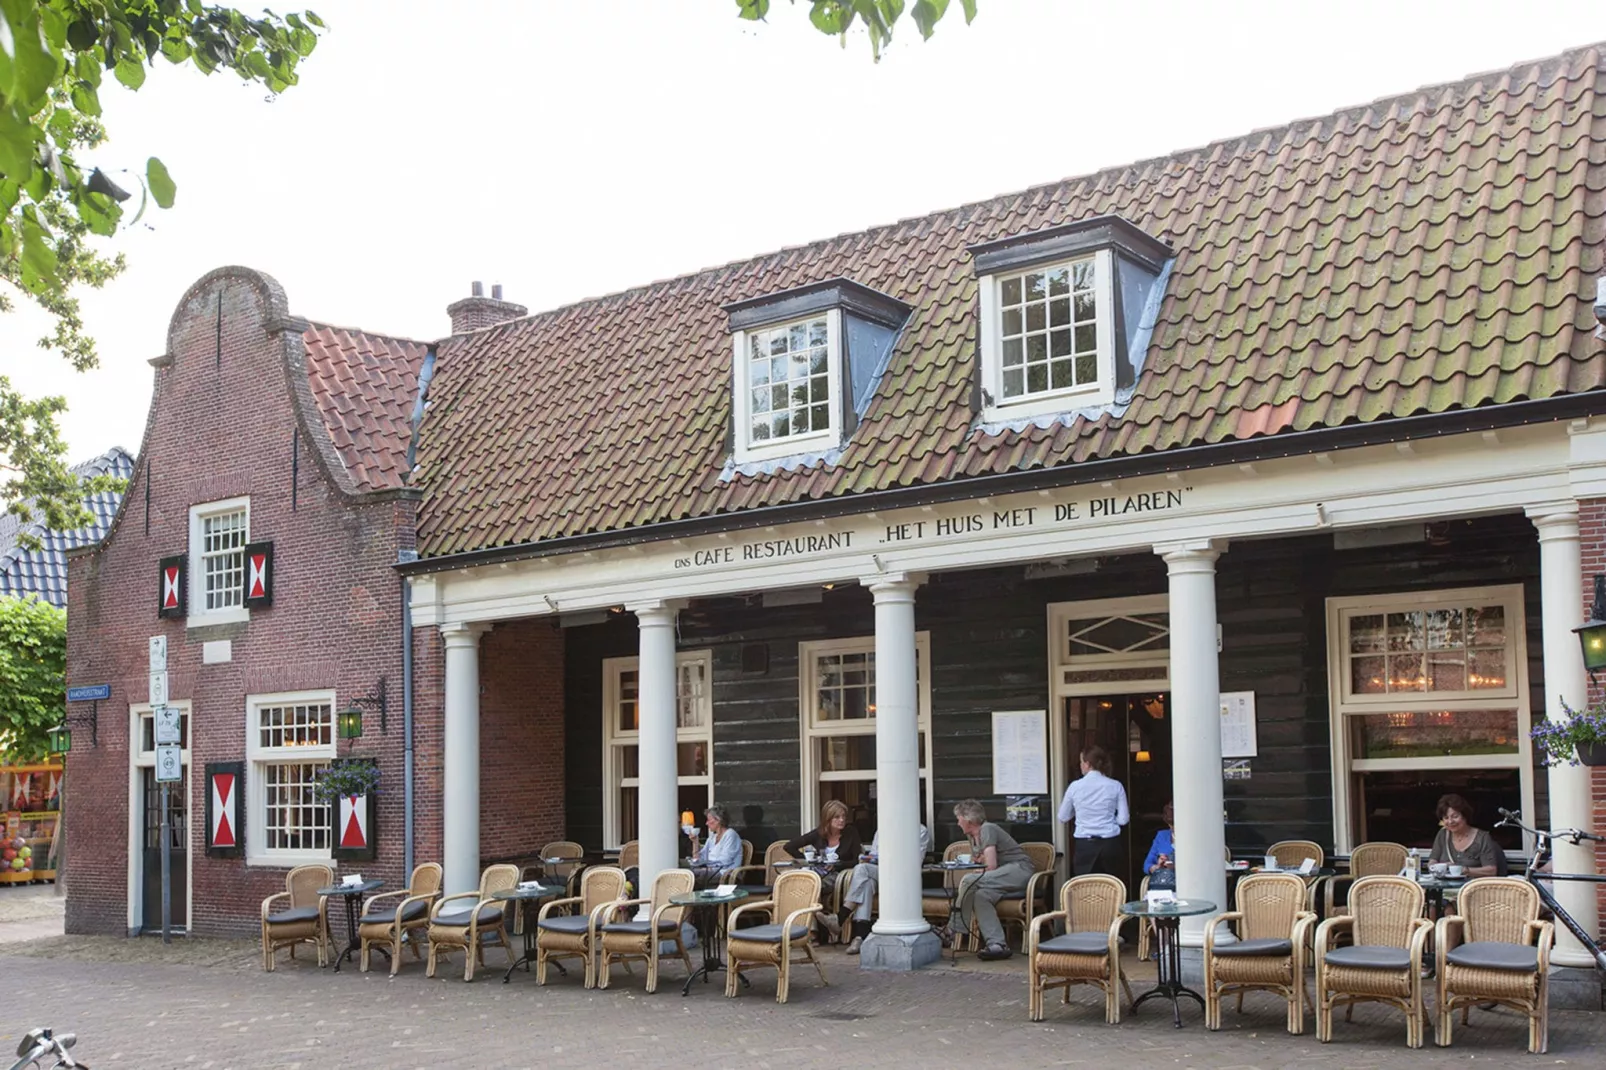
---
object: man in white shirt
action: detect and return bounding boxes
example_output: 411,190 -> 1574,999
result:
1057,745 -> 1130,878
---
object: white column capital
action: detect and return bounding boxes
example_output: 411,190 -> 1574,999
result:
439,621 -> 489,647
1526,504 -> 1581,540
1155,538 -> 1226,570
860,572 -> 926,600
626,599 -> 684,624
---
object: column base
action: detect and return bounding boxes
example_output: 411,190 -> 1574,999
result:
859,930 -> 942,971
1178,946 -> 1206,985
1548,964 -> 1604,1010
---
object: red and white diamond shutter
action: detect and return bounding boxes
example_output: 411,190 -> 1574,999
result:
204,762 -> 244,859
338,793 -> 369,850
157,554 -> 185,619
243,541 -> 273,608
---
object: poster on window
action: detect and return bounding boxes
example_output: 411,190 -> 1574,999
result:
204,762 -> 244,858
991,709 -> 1049,794
330,759 -> 378,862
1220,691 -> 1258,758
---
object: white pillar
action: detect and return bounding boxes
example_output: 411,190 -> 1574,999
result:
630,601 -> 682,900
1529,506 -> 1600,968
867,574 -> 927,938
1158,540 -> 1229,946
442,622 -> 485,896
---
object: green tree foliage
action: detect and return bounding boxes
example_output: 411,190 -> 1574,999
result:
0,1 -> 323,534
0,595 -> 65,761
736,0 -> 977,60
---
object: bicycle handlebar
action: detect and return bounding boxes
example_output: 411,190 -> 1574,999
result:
1495,808 -> 1606,845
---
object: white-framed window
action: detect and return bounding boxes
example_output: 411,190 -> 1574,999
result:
1326,585 -> 1533,853
979,248 -> 1116,421
731,310 -> 843,463
602,652 -> 713,849
245,690 -> 336,865
798,635 -> 934,838
188,496 -> 250,626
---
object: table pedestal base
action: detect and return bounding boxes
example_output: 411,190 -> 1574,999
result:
1129,917 -> 1206,1027
503,901 -> 565,982
330,895 -> 389,974
683,905 -> 748,995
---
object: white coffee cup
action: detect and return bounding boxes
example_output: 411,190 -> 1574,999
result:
1263,855 -> 1278,871
956,853 -> 972,865
1428,862 -> 1449,876
1447,864 -> 1465,878
823,847 -> 838,862
802,846 -> 817,861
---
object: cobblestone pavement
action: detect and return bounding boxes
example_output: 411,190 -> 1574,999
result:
2,934 -> 1602,1070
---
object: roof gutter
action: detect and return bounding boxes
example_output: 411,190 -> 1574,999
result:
396,390 -> 1606,577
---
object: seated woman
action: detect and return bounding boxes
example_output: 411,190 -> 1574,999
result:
1142,801 -> 1176,881
943,798 -> 1034,961
784,799 -> 863,942
686,805 -> 743,888
1428,793 -> 1504,877
840,822 -> 933,955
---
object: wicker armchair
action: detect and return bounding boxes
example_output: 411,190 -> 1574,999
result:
1325,842 -> 1408,917
358,861 -> 442,976
921,842 -> 968,928
1268,840 -> 1326,870
725,869 -> 828,1004
1204,872 -> 1315,1034
726,838 -> 754,881
617,840 -> 639,874
996,841 -> 1058,947
728,839 -> 788,897
1027,874 -> 1131,1023
1314,875 -> 1432,1048
597,868 -> 695,993
425,862 -> 518,982
535,865 -> 628,988
260,863 -> 333,972
1435,877 -> 1553,1054
537,839 -> 586,896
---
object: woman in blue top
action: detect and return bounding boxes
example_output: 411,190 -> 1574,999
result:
1142,801 -> 1176,876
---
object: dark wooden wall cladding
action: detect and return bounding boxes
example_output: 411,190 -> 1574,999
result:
558,513 -> 1544,857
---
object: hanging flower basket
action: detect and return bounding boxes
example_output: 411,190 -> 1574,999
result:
312,759 -> 381,803
1530,700 -> 1606,767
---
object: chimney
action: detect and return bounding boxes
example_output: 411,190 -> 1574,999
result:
447,280 -> 527,334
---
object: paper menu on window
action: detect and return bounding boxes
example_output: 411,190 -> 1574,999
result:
991,709 -> 1049,795
1220,691 -> 1258,758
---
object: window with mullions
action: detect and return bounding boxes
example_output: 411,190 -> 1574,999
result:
997,259 -> 1099,400
799,635 -> 933,839
602,652 -> 713,848
747,316 -> 831,444
188,496 -> 250,625
246,692 -> 335,863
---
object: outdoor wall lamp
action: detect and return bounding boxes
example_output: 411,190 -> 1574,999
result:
47,701 -> 100,755
338,677 -> 388,739
46,724 -> 72,755
1573,575 -> 1606,681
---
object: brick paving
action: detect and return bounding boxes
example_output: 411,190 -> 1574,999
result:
2,933 -> 1603,1069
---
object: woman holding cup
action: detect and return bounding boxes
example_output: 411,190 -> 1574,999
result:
1428,793 -> 1503,878
688,805 -> 744,887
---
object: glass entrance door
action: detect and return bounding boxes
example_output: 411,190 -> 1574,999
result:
140,766 -> 188,932
1063,692 -> 1171,897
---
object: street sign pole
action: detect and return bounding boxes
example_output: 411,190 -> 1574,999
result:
160,781 -> 171,945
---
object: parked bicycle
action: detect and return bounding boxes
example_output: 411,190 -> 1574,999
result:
9,1028 -> 87,1070
1493,808 -> 1606,975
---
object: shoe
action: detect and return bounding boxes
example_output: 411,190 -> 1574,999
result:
821,914 -> 841,941
977,942 -> 1013,961
846,936 -> 863,955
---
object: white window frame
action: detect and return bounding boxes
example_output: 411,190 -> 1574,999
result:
187,495 -> 251,627
245,689 -> 337,866
731,309 -> 844,464
798,634 -> 934,834
979,248 -> 1117,422
601,651 -> 714,850
1325,584 -> 1533,853
126,701 -> 193,933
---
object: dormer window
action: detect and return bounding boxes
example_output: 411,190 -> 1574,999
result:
971,217 -> 1172,424
725,279 -> 911,466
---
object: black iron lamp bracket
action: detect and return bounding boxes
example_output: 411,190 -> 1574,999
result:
345,677 -> 388,734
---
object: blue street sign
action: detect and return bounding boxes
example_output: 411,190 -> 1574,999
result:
67,684 -> 111,702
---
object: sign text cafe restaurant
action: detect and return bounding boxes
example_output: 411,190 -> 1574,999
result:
405,416 -> 1606,972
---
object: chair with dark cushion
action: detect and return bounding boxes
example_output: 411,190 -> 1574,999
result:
598,868 -> 695,993
727,839 -> 787,899
995,841 -> 1058,947
921,841 -> 968,930
1325,842 -> 1408,917
425,863 -> 518,982
1436,877 -> 1553,1053
1314,875 -> 1432,1048
359,861 -> 442,976
260,863 -> 333,972
1204,871 -> 1315,1034
1026,874 -> 1131,1023
535,864 -> 628,988
725,868 -> 827,1003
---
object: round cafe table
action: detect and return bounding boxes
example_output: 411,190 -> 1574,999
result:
493,883 -> 564,982
316,879 -> 384,973
1121,898 -> 1217,1027
669,887 -> 750,996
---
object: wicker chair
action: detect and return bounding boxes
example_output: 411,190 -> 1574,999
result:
996,841 -> 1058,947
425,862 -> 518,982
597,868 -> 695,992
617,840 -> 639,874
358,861 -> 442,976
1268,840 -> 1326,870
1138,845 -> 1233,960
921,842 -> 968,928
725,869 -> 828,1003
1204,872 -> 1315,1034
725,838 -> 754,881
728,839 -> 788,898
1314,875 -> 1433,1048
1435,877 -> 1553,1054
260,863 -> 333,972
538,839 -> 586,896
1026,874 -> 1131,1023
1325,842 -> 1408,917
535,864 -> 628,988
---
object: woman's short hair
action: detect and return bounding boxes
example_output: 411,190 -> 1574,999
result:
1081,745 -> 1113,777
953,798 -> 987,825
1436,794 -> 1475,824
705,805 -> 731,828
817,798 -> 849,835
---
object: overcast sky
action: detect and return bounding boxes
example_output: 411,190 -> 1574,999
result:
4,0 -> 1605,463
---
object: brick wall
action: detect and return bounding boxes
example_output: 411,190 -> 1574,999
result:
64,267 -> 415,938
479,619 -> 566,860
445,295 -> 527,334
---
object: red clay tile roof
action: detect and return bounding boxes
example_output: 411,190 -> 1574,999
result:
303,324 -> 430,493
415,43 -> 1606,558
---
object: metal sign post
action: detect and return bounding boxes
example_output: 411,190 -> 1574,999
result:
154,743 -> 182,944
